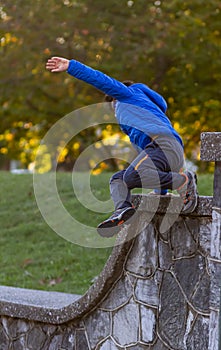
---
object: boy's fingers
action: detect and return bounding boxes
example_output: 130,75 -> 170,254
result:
46,59 -> 58,70
46,64 -> 55,70
46,57 -> 68,72
46,60 -> 56,66
46,61 -> 54,66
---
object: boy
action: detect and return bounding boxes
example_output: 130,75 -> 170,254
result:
46,57 -> 198,236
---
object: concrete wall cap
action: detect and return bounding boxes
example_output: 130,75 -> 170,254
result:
200,132 -> 221,161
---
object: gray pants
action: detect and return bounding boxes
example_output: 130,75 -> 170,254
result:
110,137 -> 185,210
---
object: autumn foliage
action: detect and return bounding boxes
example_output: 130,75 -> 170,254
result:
1,0 -> 221,171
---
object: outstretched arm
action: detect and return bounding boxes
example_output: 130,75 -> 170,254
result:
46,57 -> 69,72
46,56 -> 132,100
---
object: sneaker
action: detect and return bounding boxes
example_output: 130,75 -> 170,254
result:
97,206 -> 136,237
177,171 -> 198,214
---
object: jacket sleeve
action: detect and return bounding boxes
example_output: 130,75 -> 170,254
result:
67,59 -> 132,100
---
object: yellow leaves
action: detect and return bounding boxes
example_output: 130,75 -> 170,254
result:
91,162 -> 108,175
96,54 -> 102,62
173,122 -> 186,134
208,29 -> 221,45
13,121 -> 24,128
204,99 -> 220,109
57,147 -> 68,163
181,105 -> 200,117
102,135 -> 119,146
178,31 -> 186,38
94,142 -> 101,149
173,110 -> 181,119
31,68 -> 38,75
5,133 -> 14,141
194,120 -> 201,129
100,125 -> 120,146
44,48 -> 51,55
173,105 -> 200,135
0,147 -> 8,154
122,134 -> 130,143
4,33 -> 12,42
0,125 -> 43,169
168,97 -> 174,105
1,32 -> 18,47
167,66 -> 178,75
102,126 -> 111,138
19,138 -> 30,150
194,17 -> 206,27
29,138 -> 39,147
189,105 -> 200,114
185,63 -> 193,73
98,39 -> 104,46
34,145 -> 52,173
0,131 -> 14,152
184,9 -> 191,17
73,142 -> 80,151
213,30 -> 220,36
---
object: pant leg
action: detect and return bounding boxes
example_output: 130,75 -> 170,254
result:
109,170 -> 132,210
123,139 -> 186,191
109,138 -> 186,210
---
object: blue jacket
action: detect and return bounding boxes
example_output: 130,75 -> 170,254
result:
67,60 -> 183,150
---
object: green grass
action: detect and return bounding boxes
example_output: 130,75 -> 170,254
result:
0,171 -> 113,295
0,171 -> 213,295
195,173 -> 214,196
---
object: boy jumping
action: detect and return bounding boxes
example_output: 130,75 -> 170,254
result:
46,57 -> 198,237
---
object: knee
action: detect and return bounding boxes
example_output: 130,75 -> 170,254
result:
123,167 -> 139,189
110,170 -> 125,184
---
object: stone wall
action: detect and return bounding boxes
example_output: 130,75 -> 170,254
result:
0,195 -> 220,350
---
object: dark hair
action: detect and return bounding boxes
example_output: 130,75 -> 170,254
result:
122,80 -> 134,86
104,95 -> 114,102
104,80 -> 134,102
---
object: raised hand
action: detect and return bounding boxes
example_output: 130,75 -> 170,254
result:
46,57 -> 70,72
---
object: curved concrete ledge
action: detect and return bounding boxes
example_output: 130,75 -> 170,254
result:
132,194 -> 213,216
0,195 -> 213,326
1,194 -> 220,349
0,228 -> 134,324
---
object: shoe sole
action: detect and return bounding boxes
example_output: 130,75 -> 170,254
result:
97,207 -> 136,237
181,172 -> 198,214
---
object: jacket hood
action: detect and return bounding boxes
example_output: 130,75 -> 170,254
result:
132,83 -> 167,113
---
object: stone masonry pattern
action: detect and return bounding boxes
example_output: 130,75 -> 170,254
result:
1,203 -> 220,350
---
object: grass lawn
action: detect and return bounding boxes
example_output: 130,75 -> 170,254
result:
0,171 -> 213,295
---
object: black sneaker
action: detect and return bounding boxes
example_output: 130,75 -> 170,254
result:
97,206 -> 136,237
177,171 -> 198,214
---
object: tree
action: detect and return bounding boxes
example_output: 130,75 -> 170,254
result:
1,0 -> 221,170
